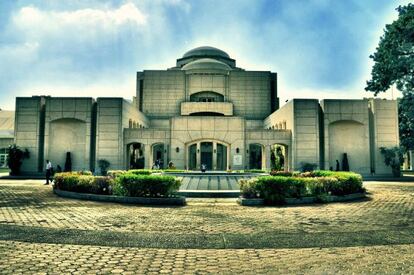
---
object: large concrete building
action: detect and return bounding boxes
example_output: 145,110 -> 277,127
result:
14,46 -> 399,176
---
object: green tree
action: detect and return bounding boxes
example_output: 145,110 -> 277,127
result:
365,4 -> 414,151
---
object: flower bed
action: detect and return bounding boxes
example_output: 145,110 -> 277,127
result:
53,171 -> 183,205
239,170 -> 365,205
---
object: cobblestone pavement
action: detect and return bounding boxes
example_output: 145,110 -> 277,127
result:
0,180 -> 413,274
1,241 -> 413,274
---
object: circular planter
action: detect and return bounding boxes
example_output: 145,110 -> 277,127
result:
237,192 -> 367,206
54,189 -> 186,206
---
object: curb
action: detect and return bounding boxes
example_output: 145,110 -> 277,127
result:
237,192 -> 367,206
54,189 -> 186,206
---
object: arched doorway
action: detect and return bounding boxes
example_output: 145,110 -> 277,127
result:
127,142 -> 145,169
271,144 -> 288,171
152,143 -> 165,169
249,144 -> 263,170
187,141 -> 228,171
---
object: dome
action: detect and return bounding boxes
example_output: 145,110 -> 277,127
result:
182,58 -> 231,71
183,46 -> 230,59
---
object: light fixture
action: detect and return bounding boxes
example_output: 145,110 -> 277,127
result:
176,147 -> 179,153
236,148 -> 240,154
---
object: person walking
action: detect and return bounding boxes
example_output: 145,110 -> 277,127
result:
45,160 -> 53,185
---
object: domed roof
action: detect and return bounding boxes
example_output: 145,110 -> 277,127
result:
183,46 -> 230,59
182,58 -> 231,71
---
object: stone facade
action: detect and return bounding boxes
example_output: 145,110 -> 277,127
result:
14,46 -> 399,176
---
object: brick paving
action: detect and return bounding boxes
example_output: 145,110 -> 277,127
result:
0,179 -> 413,273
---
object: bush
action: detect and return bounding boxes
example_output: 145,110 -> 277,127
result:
270,171 -> 299,177
239,170 -> 364,204
7,144 -> 30,175
244,169 -> 267,173
128,169 -> 153,175
300,162 -> 318,172
54,172 -> 113,195
114,174 -> 182,197
107,170 -> 128,178
97,159 -> 110,176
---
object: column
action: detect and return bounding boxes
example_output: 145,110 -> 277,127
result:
265,145 -> 271,170
196,142 -> 201,170
144,145 -> 151,169
213,142 -> 217,170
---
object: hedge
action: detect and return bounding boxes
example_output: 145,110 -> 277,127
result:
54,172 -> 182,198
54,172 -> 112,195
113,174 -> 181,197
239,170 -> 364,204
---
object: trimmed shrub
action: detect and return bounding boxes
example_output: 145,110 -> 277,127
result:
114,174 -> 181,197
162,169 -> 186,173
128,169 -> 153,175
240,170 -> 364,204
244,169 -> 267,173
107,170 -> 127,178
269,171 -> 299,177
54,172 -> 113,195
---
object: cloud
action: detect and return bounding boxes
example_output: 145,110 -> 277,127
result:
0,0 -> 407,110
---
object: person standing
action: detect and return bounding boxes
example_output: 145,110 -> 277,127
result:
45,160 -> 52,185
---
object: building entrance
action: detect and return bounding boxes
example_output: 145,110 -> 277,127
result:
187,141 -> 228,171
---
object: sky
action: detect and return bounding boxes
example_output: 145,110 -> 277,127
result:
0,0 -> 411,110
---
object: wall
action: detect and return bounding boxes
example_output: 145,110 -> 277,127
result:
15,97 -> 44,173
321,99 -> 371,175
170,116 -> 245,170
140,70 -> 185,118
292,99 -> 320,170
95,98 -> 124,170
370,99 -> 399,175
44,97 -> 93,172
229,71 -> 272,119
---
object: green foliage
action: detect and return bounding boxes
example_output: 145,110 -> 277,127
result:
7,144 -> 30,175
162,169 -> 187,173
379,147 -> 404,176
399,94 -> 414,151
54,172 -> 112,194
244,169 -> 267,173
300,162 -> 318,172
240,170 -> 364,204
269,171 -> 299,177
114,174 -> 181,197
365,4 -> 414,151
97,159 -> 110,176
107,170 -> 127,178
128,169 -> 153,175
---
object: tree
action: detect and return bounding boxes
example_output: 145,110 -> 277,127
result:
97,159 -> 110,176
365,4 -> 414,151
7,144 -> 30,175
379,147 -> 404,177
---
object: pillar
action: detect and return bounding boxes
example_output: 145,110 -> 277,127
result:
196,142 -> 201,170
144,145 -> 151,169
265,145 -> 271,170
213,142 -> 217,170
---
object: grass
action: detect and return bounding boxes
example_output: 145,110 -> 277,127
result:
0,168 -> 10,173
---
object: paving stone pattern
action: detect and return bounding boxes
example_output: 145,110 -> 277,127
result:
0,180 -> 414,273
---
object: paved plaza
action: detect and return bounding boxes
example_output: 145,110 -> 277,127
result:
0,179 -> 414,274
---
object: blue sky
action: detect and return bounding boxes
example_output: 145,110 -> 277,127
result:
0,0 -> 410,110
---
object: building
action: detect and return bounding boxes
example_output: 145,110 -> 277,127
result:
14,46 -> 399,176
0,110 -> 15,168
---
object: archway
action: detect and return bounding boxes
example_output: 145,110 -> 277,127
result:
249,144 -> 263,170
127,142 -> 145,169
152,143 -> 165,169
270,144 -> 288,171
187,140 -> 228,171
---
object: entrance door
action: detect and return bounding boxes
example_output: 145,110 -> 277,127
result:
200,142 -> 213,170
216,143 -> 227,170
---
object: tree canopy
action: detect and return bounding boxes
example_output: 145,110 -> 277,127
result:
366,4 -> 414,151
365,4 -> 414,95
